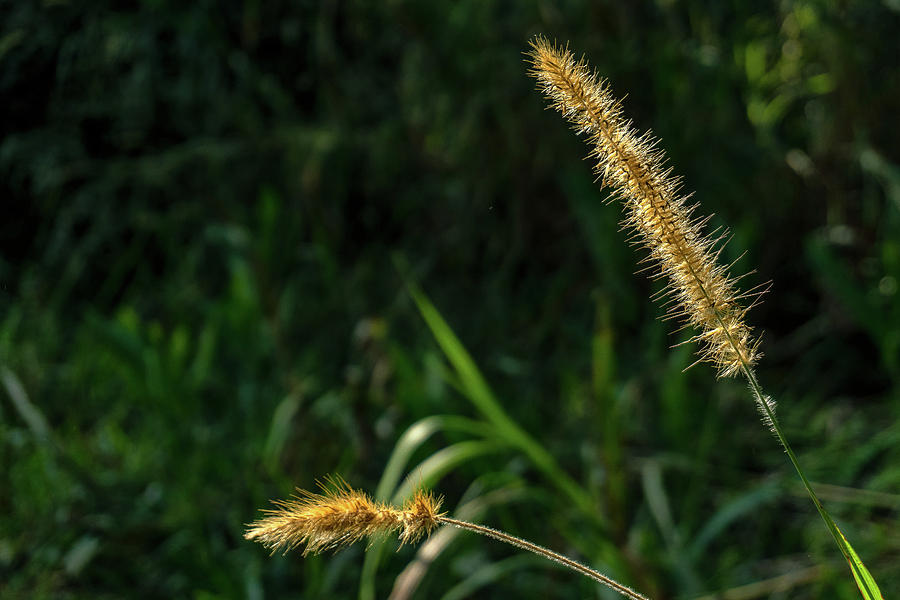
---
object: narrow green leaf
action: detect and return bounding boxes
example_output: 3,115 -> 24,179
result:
688,481 -> 780,561
374,414 -> 497,501
403,278 -> 597,518
833,522 -> 883,600
392,439 -> 507,504
395,271 -> 636,588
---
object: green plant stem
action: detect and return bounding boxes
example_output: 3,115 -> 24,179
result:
666,233 -> 880,597
741,367 -> 844,556
699,271 -> 881,598
692,263 -> 844,551
437,516 -> 650,600
743,368 -> 882,598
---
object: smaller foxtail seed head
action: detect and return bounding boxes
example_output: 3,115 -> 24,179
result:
244,476 -> 444,555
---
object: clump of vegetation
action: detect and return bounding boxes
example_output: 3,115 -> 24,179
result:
4,3 -> 898,598
246,38 -> 883,599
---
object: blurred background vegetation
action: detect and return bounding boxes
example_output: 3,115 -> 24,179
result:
2,1 -> 899,598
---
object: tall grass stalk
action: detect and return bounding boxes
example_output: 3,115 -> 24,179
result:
527,36 -> 882,599
246,37 -> 883,599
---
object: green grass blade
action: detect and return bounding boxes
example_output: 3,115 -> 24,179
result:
688,480 -> 780,561
640,460 -> 702,593
374,415 -> 497,502
390,439 -> 507,504
404,279 -> 597,519
402,278 -> 642,592
1,366 -> 51,441
833,521 -> 883,600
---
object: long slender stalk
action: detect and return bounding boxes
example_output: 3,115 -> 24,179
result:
695,259 -> 859,573
437,516 -> 649,600
529,36 -> 883,599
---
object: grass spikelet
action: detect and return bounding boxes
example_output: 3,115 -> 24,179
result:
527,36 -> 762,378
754,391 -> 778,433
244,476 -> 443,555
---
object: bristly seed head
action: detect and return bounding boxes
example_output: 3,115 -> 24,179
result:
244,476 -> 444,555
527,36 -> 764,377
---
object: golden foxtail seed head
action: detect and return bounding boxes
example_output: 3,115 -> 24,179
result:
527,36 -> 765,377
244,476 -> 444,555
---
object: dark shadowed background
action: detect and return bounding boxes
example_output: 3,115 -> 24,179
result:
2,1 -> 899,598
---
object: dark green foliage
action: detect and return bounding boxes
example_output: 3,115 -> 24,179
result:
1,1 -> 899,598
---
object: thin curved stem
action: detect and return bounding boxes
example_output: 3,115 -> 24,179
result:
436,516 -> 650,600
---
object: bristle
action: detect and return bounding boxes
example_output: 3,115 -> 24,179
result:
528,36 -> 760,377
244,477 -> 444,555
754,390 -> 778,433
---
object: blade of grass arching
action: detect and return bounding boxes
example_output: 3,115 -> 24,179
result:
405,281 -> 642,591
390,439 -> 507,504
687,480 -> 780,562
404,279 -> 597,520
359,439 -> 506,600
789,481 -> 900,510
592,296 -> 626,534
743,369 -> 884,600
640,460 -> 702,594
374,415 -> 499,502
691,565 -> 824,600
262,390 -> 303,474
1,366 -> 51,442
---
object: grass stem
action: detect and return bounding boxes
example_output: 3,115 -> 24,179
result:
437,516 -> 650,600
